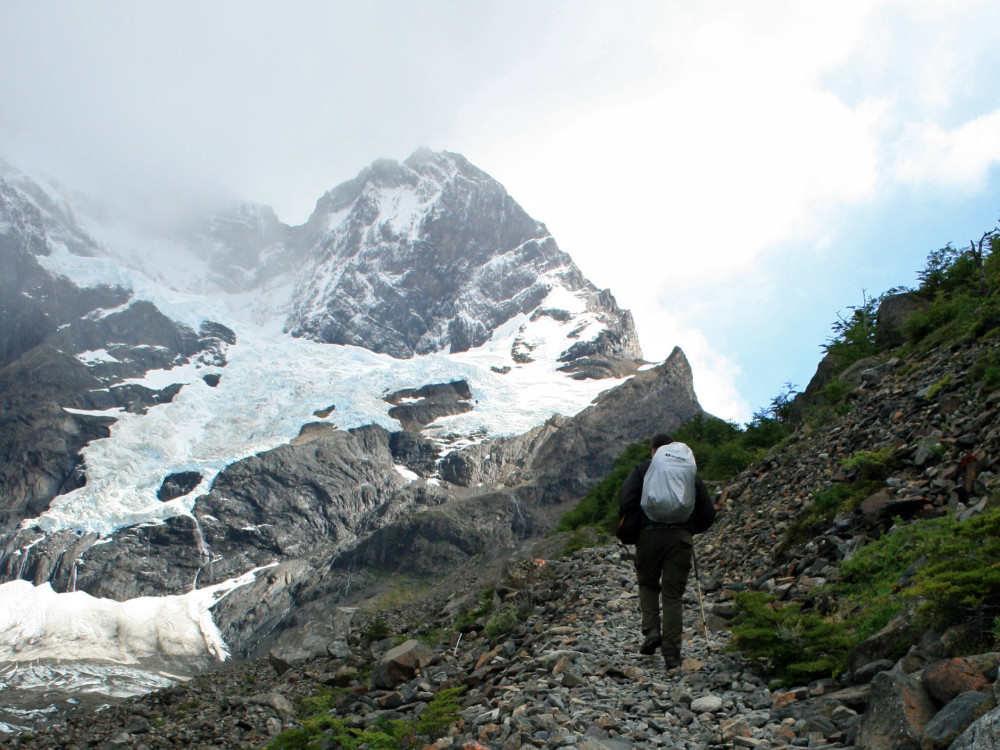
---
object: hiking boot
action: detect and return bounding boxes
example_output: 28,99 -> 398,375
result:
663,651 -> 681,671
639,631 -> 662,655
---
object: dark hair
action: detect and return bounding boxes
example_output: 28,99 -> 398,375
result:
651,433 -> 674,450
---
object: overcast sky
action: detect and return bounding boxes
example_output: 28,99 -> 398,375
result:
2,1 -> 999,422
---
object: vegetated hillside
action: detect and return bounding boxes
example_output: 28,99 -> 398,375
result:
709,225 -> 1000,682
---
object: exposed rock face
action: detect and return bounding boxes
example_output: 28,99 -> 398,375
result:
284,150 -> 642,375
0,177 -> 235,535
439,347 -> 701,503
383,380 -> 474,431
875,291 -> 930,348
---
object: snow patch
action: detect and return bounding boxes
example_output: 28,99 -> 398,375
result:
394,465 -> 419,482
0,563 -> 275,665
76,349 -> 120,365
62,407 -> 122,418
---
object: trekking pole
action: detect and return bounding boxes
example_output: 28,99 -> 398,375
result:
691,547 -> 709,636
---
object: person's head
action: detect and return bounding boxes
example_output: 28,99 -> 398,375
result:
651,433 -> 674,455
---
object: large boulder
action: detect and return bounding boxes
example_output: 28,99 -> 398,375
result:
949,706 -> 1000,750
921,658 -> 992,705
848,611 -> 919,679
920,691 -> 996,749
875,292 -> 930,348
268,607 -> 356,675
856,671 -> 937,749
370,639 -> 435,689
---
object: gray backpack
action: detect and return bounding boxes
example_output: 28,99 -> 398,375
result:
640,442 -> 697,524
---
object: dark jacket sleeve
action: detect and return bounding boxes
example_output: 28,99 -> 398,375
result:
618,460 -> 650,514
686,477 -> 716,534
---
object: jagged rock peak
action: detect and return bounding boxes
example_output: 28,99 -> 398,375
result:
285,148 -> 643,374
0,161 -> 101,259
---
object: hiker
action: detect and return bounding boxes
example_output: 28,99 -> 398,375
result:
618,432 -> 715,670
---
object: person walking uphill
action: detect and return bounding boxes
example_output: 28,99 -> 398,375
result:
618,433 -> 716,671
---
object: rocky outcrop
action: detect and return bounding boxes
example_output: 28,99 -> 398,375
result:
384,380 -> 475,431
440,347 -> 701,500
875,291 -> 930,349
855,671 -> 937,749
952,705 -> 1000,749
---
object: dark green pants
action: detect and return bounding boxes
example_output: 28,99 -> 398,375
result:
634,526 -> 693,657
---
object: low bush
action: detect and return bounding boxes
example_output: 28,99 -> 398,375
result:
732,502 -> 1000,685
728,592 -> 854,685
840,446 -> 896,481
267,687 -> 465,750
782,480 -> 881,547
484,604 -> 520,640
363,616 -> 391,641
970,347 -> 1000,391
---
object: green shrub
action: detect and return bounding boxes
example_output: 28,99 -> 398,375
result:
268,687 -> 465,750
905,504 -> 1000,631
905,232 -> 1000,347
820,376 -> 853,406
728,592 -> 854,685
733,503 -> 1000,684
484,604 -> 520,640
783,481 -> 880,546
970,347 -> 1000,390
841,446 -> 896,481
926,374 -> 954,400
364,616 -> 391,641
454,586 -> 495,630
412,687 -> 464,740
561,527 -> 598,556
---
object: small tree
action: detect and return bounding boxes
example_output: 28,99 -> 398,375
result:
969,229 -> 998,297
824,290 -> 881,364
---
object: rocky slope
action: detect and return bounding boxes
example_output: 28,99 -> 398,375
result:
9,540 -> 999,750
7,542 -> 852,750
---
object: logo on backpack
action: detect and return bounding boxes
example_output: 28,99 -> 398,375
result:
640,442 -> 697,524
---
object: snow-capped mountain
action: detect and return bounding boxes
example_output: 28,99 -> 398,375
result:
0,151 -> 700,734
283,150 -> 642,377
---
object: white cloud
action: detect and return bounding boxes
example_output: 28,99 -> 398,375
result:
893,109 -> 1000,190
